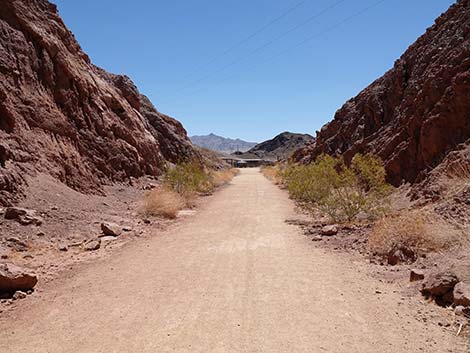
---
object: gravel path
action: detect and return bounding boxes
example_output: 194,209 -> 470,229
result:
0,168 -> 464,352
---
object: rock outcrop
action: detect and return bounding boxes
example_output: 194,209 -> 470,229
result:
294,0 -> 470,189
0,0 -> 197,205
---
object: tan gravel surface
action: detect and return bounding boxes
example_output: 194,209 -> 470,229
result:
0,169 -> 465,352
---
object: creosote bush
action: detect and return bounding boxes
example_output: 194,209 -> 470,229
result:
282,153 -> 393,223
164,162 -> 214,198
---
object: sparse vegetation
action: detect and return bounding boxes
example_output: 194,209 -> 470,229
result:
142,162 -> 238,218
280,154 -> 393,223
209,168 -> 239,188
260,165 -> 283,185
164,162 -> 214,199
140,187 -> 186,219
368,209 -> 461,258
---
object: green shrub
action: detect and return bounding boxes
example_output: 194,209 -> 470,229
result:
164,162 -> 213,197
281,154 -> 393,223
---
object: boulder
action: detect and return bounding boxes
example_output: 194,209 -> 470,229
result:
453,282 -> 470,307
410,269 -> 425,282
421,271 -> 459,305
321,225 -> 338,236
101,222 -> 122,237
0,263 -> 38,294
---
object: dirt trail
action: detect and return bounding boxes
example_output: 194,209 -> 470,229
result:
0,169 -> 465,352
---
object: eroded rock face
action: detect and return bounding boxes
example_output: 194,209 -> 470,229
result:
294,0 -> 470,189
0,0 -> 197,206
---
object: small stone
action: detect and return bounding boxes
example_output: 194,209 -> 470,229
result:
410,269 -> 425,282
122,227 -> 132,232
36,231 -> 45,237
58,244 -> 68,252
311,236 -> 323,242
100,236 -> 117,242
455,306 -> 470,317
84,238 -> 101,251
50,206 -> 59,211
321,225 -> 338,236
387,246 -> 416,266
12,290 -> 27,300
101,222 -> 122,237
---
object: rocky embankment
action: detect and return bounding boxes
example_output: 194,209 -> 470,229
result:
294,0 -> 470,200
0,0 -> 203,303
0,0 -> 198,207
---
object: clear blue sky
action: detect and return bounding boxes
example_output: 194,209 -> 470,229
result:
53,0 -> 455,142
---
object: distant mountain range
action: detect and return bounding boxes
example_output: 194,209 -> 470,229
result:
236,132 -> 314,161
190,133 -> 257,153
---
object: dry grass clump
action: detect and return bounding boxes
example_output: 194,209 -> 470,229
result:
368,209 -> 461,257
141,187 -> 186,219
261,165 -> 283,185
210,168 -> 239,188
141,163 -> 238,219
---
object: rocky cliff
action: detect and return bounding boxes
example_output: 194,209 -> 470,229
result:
0,0 -> 197,205
294,0 -> 469,190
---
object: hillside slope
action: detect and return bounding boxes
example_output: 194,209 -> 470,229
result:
240,132 -> 314,161
190,133 -> 257,153
0,0 -> 197,205
294,0 -> 469,190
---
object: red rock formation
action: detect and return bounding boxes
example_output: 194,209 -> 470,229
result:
0,0 -> 197,205
294,0 -> 470,189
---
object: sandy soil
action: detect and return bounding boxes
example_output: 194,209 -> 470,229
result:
0,169 -> 467,352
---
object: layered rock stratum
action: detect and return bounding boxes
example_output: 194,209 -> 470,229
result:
294,0 -> 469,194
0,0 -> 196,205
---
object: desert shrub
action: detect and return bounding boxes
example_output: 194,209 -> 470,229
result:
368,209 -> 460,257
141,187 -> 186,219
141,164 -> 237,218
164,162 -> 213,197
281,153 -> 393,222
